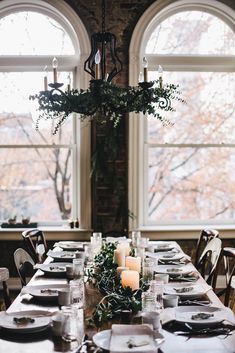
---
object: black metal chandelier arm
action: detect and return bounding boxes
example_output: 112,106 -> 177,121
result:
158,97 -> 171,110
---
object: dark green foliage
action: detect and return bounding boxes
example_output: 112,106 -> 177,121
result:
30,79 -> 184,134
86,241 -> 149,327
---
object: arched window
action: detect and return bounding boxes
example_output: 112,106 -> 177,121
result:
129,0 -> 235,229
0,0 -> 90,227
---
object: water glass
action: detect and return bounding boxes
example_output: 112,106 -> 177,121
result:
58,289 -> 71,307
137,237 -> 149,249
73,258 -> 84,279
142,261 -> 154,283
142,311 -> 161,331
61,306 -> 84,344
91,232 -> 102,254
135,246 -> 145,260
154,273 -> 169,284
131,231 -> 141,247
69,278 -> 84,308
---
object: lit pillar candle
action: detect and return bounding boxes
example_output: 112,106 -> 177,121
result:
113,249 -> 125,267
121,270 -> 139,290
52,57 -> 58,83
43,65 -> 48,91
95,50 -> 101,80
117,266 -> 129,276
143,56 -> 148,82
117,242 -> 130,256
125,256 -> 141,273
158,65 -> 163,89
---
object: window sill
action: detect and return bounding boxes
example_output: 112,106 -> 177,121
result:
0,226 -> 92,241
138,225 -> 235,240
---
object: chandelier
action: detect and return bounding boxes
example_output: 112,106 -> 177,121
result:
30,0 -> 183,134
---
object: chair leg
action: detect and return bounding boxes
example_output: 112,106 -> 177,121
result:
2,281 -> 11,309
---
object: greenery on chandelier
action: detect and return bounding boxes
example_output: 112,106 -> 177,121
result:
86,242 -> 149,327
30,79 -> 184,134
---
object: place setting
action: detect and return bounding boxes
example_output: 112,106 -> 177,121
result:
20,284 -> 70,303
164,282 -> 211,300
47,249 -> 77,262
162,305 -> 235,339
37,262 -> 71,278
54,241 -> 85,252
0,309 -> 55,342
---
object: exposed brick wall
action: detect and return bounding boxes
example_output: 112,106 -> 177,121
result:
64,0 -> 235,233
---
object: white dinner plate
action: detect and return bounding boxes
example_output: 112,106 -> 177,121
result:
28,287 -> 59,301
175,306 -> 226,327
158,253 -> 184,262
39,262 -> 70,277
92,329 -> 165,351
0,310 -> 51,333
150,242 -> 176,252
164,283 -> 208,298
56,242 -> 84,251
47,250 -> 76,262
154,264 -> 193,277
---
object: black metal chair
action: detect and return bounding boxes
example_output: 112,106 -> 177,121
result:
194,228 -> 219,268
215,247 -> 235,308
14,248 -> 35,287
196,236 -> 222,289
0,267 -> 11,309
22,228 -> 47,263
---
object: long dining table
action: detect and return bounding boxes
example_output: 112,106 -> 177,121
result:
1,240 -> 235,353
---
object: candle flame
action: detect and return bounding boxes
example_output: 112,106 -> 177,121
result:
52,57 -> 58,69
95,50 -> 101,64
142,56 -> 148,68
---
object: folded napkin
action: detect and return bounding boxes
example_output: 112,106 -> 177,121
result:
110,324 -> 157,353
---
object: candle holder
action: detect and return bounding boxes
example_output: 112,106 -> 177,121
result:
49,82 -> 64,89
138,81 -> 154,90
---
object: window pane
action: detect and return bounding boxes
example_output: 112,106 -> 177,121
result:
146,11 -> 235,54
0,72 -> 72,145
148,147 -> 235,223
0,11 -> 75,55
0,148 -> 72,222
147,71 -> 235,144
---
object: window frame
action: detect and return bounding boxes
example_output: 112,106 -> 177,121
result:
129,0 -> 235,231
0,0 -> 91,228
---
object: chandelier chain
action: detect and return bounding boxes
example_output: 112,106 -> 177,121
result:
102,0 -> 106,34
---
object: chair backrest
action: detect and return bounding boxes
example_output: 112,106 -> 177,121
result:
195,228 -> 219,268
196,237 -> 222,289
14,248 -> 35,287
22,228 -> 47,263
222,247 -> 235,307
0,267 -> 11,309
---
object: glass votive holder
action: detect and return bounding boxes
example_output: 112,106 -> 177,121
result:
152,280 -> 164,310
141,291 -> 156,312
